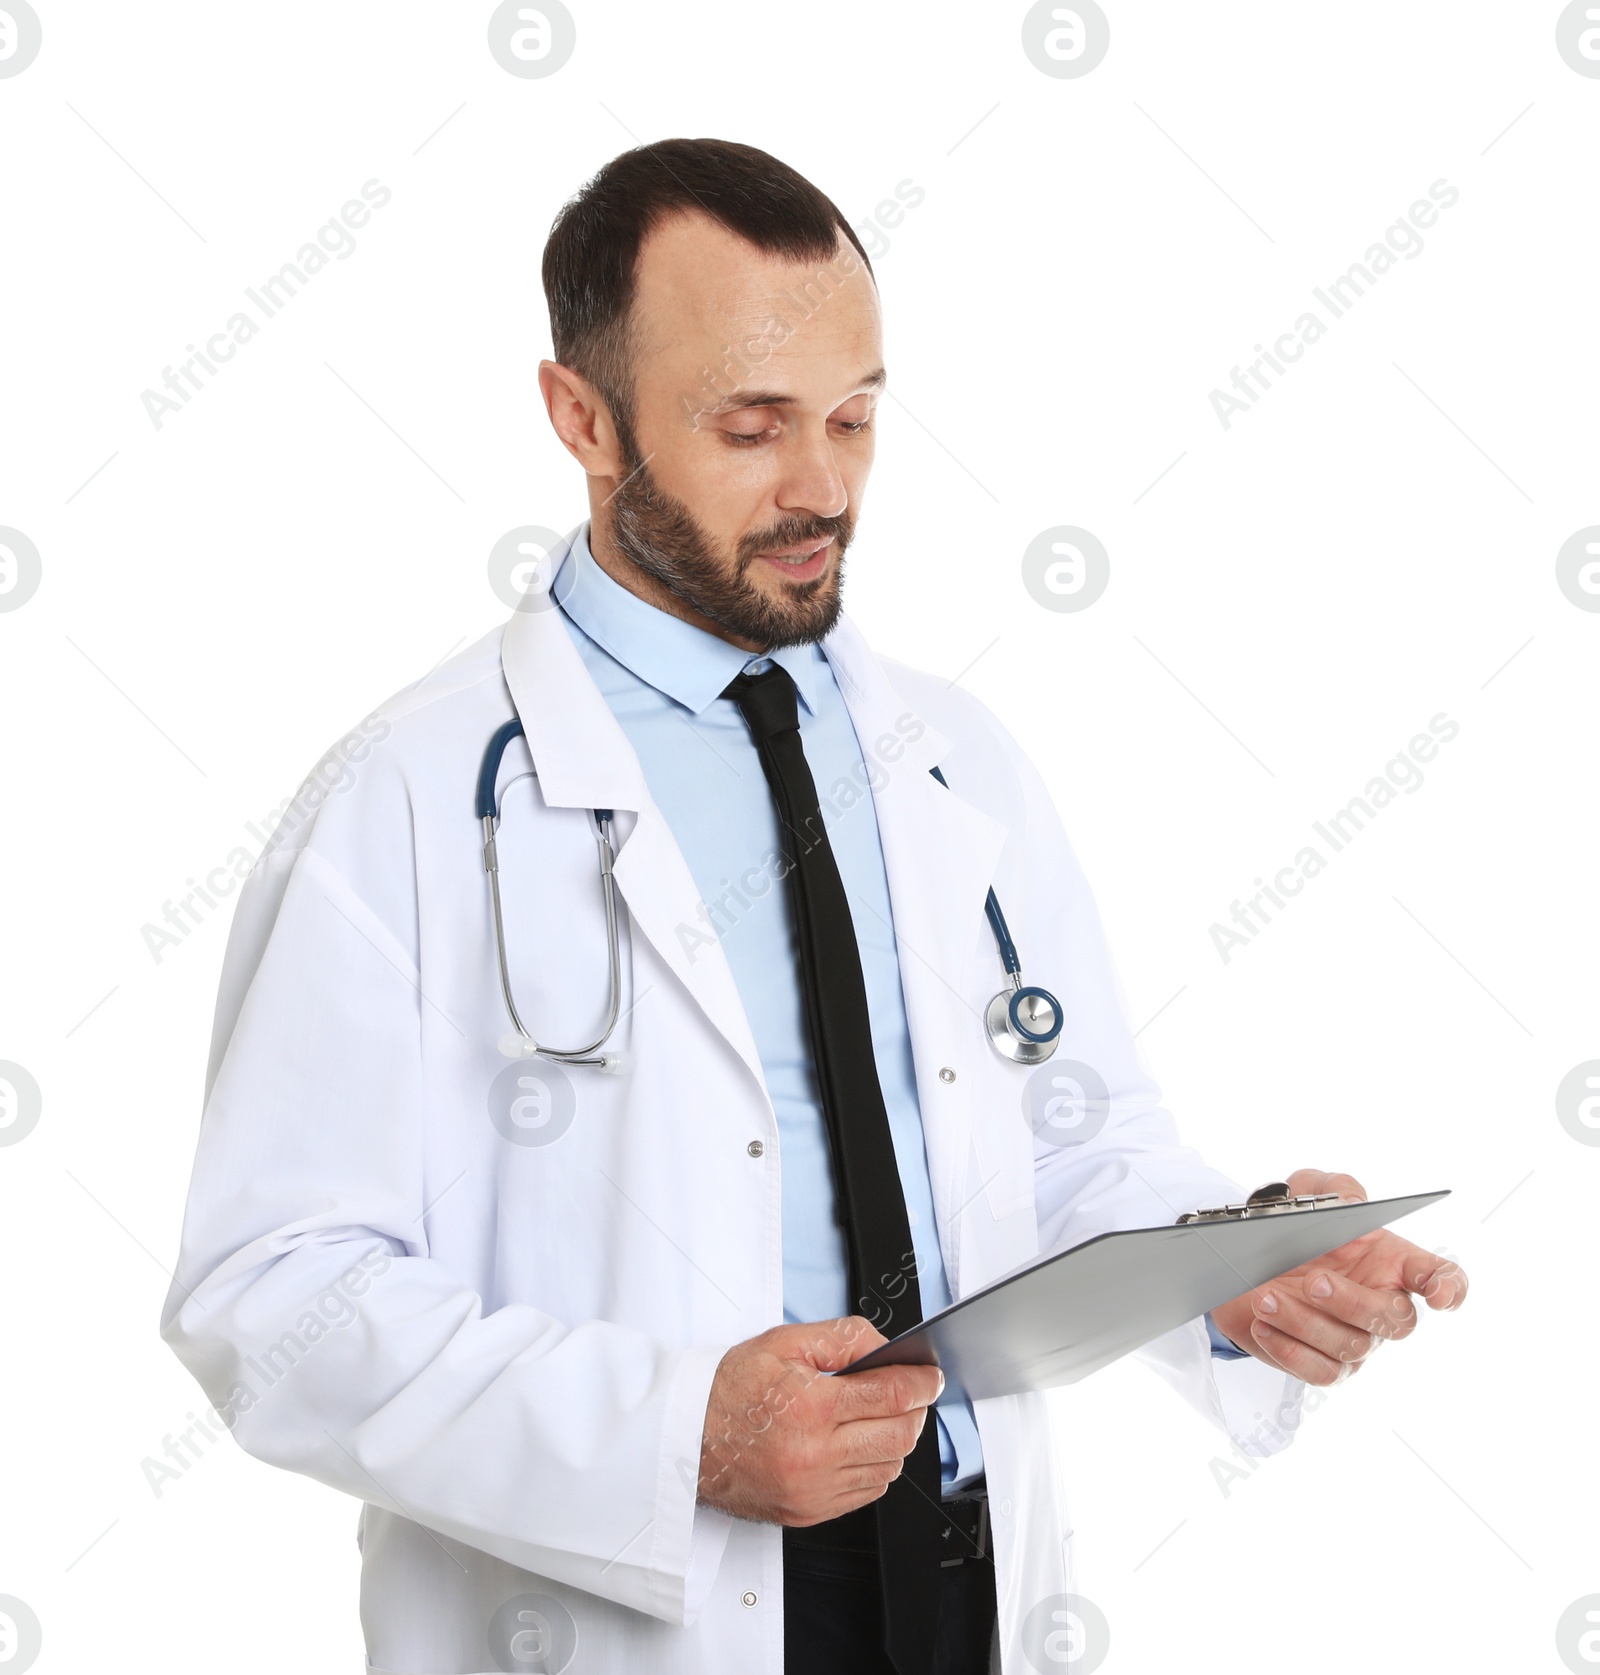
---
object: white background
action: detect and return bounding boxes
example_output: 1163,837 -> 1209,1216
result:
1,2 -> 1595,1670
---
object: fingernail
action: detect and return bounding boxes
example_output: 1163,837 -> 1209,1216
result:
1257,1291 -> 1278,1315
935,1370 -> 946,1397
1309,1274 -> 1333,1299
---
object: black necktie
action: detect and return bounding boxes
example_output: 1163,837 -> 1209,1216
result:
722,662 -> 942,1675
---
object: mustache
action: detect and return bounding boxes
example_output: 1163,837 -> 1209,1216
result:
737,520 -> 852,568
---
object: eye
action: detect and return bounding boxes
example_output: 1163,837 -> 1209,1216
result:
719,412 -> 874,447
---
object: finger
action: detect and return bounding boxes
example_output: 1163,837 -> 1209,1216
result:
1285,1167 -> 1367,1202
809,1468 -> 902,1522
1252,1285 -> 1377,1366
1401,1250 -> 1469,1311
800,1316 -> 889,1372
1294,1268 -> 1418,1341
828,1361 -> 943,1423
835,1459 -> 904,1496
834,1408 -> 927,1469
780,1464 -> 902,1527
1247,1318 -> 1353,1388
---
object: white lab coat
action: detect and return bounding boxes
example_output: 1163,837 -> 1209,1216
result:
161,546 -> 1303,1675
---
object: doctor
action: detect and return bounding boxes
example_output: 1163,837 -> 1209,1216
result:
162,137 -> 1467,1675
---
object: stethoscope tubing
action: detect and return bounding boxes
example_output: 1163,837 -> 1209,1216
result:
480,723 -> 1064,1067
480,719 -> 625,1066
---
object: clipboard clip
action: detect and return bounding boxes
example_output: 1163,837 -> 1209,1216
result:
1176,1181 -> 1346,1224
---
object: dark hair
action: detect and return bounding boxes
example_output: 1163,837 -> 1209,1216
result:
541,138 -> 875,449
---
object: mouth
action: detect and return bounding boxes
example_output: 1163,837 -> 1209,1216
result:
753,537 -> 832,583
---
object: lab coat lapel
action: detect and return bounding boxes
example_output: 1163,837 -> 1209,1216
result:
498,563 -> 769,1097
822,615 -> 1014,1237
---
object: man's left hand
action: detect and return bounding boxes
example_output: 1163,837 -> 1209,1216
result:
1208,1168 -> 1468,1387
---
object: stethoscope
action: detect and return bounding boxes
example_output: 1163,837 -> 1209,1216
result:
477,718 -> 629,1072
477,721 -> 1065,1070
927,766 -> 1065,1065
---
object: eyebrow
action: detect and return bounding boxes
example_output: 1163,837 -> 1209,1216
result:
703,366 -> 886,415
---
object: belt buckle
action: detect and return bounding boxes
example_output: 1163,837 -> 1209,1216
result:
938,1484 -> 990,1567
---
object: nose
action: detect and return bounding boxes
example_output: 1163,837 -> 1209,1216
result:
774,421 -> 849,522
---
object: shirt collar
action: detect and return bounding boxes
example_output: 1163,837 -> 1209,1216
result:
552,521 -> 827,717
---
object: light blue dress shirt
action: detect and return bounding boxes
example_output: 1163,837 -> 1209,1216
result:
549,526 -> 1246,1492
551,527 -> 987,1490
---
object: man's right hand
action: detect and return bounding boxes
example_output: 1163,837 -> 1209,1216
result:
696,1316 -> 943,1526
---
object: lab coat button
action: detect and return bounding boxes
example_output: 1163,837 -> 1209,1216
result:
741,1590 -> 758,1607
939,1067 -> 956,1083
747,1140 -> 764,1158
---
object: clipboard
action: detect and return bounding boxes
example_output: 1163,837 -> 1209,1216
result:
843,1189 -> 1449,1401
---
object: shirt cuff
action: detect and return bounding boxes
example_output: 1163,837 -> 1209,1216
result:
1206,1311 -> 1250,1360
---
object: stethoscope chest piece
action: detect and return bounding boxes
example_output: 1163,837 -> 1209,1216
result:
985,983 -> 1064,1065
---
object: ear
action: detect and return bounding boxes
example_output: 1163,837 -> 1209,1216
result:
538,359 -> 627,478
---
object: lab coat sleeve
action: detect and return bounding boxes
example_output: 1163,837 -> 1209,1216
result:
991,716 -> 1306,1459
159,746 -> 729,1627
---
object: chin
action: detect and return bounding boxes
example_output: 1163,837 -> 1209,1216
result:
757,581 -> 844,648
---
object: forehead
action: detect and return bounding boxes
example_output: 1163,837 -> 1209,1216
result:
629,210 -> 881,388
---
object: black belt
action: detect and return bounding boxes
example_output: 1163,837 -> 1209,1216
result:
786,1476 -> 990,1567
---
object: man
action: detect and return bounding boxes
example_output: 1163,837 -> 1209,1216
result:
162,139 -> 1467,1674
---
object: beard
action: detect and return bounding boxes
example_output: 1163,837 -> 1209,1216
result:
605,442 -> 852,649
